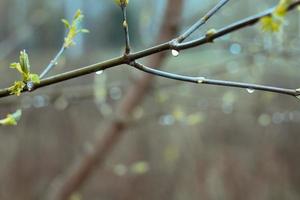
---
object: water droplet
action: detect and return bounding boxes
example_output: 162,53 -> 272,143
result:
50,60 -> 58,65
27,82 -> 34,91
109,86 -> 122,100
171,49 -> 179,57
222,102 -> 233,114
272,112 -> 285,124
247,88 -> 255,94
229,43 -> 242,55
96,70 -> 104,75
113,164 -> 128,176
54,96 -> 69,110
159,115 -> 175,126
197,77 -> 205,83
258,114 -> 271,127
130,161 -> 150,175
32,95 -> 49,108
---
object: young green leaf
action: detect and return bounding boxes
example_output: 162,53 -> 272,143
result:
63,9 -> 89,48
259,0 -> 292,33
8,81 -> 26,96
260,16 -> 282,32
0,110 -> 22,126
29,74 -> 40,84
8,50 -> 40,96
114,0 -> 129,7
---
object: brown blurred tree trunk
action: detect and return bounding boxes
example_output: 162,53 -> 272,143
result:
45,1 -> 183,200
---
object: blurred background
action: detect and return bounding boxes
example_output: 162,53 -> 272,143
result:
0,0 -> 300,199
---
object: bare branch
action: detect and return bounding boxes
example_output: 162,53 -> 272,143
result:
176,0 -> 230,43
130,62 -> 300,98
40,45 -> 66,79
121,5 -> 131,55
176,1 -> 300,50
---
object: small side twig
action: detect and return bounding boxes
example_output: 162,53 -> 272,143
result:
176,0 -> 230,43
121,5 -> 131,55
40,45 -> 66,79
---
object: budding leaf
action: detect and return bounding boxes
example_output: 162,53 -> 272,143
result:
114,0 -> 129,7
259,0 -> 292,33
260,16 -> 282,32
8,81 -> 26,96
8,50 -> 40,96
274,0 -> 292,17
0,110 -> 22,126
63,9 -> 89,48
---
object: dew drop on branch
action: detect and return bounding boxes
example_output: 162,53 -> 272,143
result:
51,60 -> 58,66
27,82 -> 34,91
96,70 -> 104,75
171,50 -> 179,57
296,89 -> 300,100
246,88 -> 255,94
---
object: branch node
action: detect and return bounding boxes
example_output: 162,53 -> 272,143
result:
205,28 -> 217,43
122,53 -> 132,64
169,40 -> 179,50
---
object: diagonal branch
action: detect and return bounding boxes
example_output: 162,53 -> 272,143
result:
176,0 -> 230,43
39,45 -> 66,79
176,1 -> 300,50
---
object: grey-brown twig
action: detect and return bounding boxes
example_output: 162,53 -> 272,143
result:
130,62 -> 300,98
175,0 -> 230,43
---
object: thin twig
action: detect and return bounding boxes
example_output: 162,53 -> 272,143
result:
176,0 -> 230,43
176,1 -> 299,50
130,62 -> 300,97
121,5 -> 131,55
40,45 -> 66,79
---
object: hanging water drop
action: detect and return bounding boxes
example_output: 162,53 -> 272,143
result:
247,88 -> 255,94
295,89 -> 300,100
96,70 -> 104,75
51,60 -> 58,65
27,82 -> 34,91
171,49 -> 179,57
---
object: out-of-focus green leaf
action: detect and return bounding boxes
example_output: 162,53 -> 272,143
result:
63,9 -> 89,48
0,110 -> 22,126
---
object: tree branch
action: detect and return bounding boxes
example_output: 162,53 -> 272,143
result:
0,1 -> 299,99
130,62 -> 300,98
121,5 -> 131,55
39,45 -> 66,79
176,0 -> 230,43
